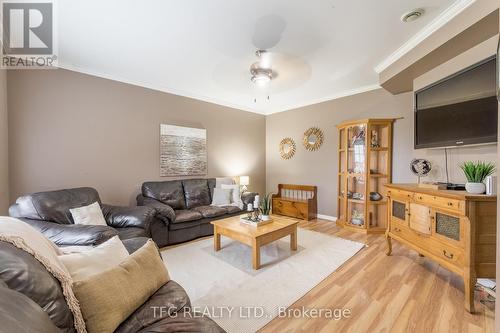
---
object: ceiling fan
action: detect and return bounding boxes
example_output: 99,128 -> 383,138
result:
250,49 -> 275,85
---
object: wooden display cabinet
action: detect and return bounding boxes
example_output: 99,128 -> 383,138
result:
336,118 -> 395,234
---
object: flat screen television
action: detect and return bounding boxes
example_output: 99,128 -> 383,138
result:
414,56 -> 498,149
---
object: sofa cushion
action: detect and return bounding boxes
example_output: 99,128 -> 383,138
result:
136,310 -> 226,333
174,210 -> 203,223
222,205 -> 243,214
142,181 -> 186,210
0,242 -> 75,332
116,227 -> 149,239
122,237 -> 150,254
193,205 -> 227,218
0,285 -> 61,333
10,187 -> 101,224
116,280 -> 191,333
182,179 -> 211,209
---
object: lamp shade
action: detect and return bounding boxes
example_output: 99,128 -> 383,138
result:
239,176 -> 250,186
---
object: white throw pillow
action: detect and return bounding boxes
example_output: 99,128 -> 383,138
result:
215,177 -> 235,188
70,202 -> 107,226
59,236 -> 129,281
211,188 -> 232,206
221,184 -> 243,209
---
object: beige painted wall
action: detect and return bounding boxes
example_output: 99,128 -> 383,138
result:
266,89 -> 415,218
0,70 -> 8,214
267,77 -> 497,218
7,69 -> 266,206
266,29 -> 498,218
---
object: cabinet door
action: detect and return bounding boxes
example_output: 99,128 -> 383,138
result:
409,203 -> 431,235
390,199 -> 408,225
431,209 -> 463,246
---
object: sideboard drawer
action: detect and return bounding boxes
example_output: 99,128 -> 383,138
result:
391,225 -> 464,270
414,193 -> 463,213
391,222 -> 432,248
427,239 -> 465,271
390,223 -> 412,239
388,189 -> 413,200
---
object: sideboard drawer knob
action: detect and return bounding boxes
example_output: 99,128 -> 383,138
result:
443,250 -> 454,259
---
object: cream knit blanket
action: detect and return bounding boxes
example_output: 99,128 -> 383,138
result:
0,217 -> 87,333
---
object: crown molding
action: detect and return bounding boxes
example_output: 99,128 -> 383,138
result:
56,62 -> 269,115
57,62 -> 381,116
265,84 -> 381,115
374,0 -> 476,74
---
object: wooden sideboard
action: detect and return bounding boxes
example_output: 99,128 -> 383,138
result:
385,184 -> 496,313
272,184 -> 317,220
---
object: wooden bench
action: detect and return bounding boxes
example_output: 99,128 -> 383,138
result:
272,184 -> 317,220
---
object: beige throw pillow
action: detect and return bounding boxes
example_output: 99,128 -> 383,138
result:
59,236 -> 129,281
70,202 -> 107,226
73,240 -> 169,333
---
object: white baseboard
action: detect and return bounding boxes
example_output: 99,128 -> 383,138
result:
316,214 -> 337,222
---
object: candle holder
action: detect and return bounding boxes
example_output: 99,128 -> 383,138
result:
246,208 -> 261,222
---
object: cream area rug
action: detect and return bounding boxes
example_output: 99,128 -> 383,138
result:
161,228 -> 365,333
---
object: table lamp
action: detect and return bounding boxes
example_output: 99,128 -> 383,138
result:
239,176 -> 249,193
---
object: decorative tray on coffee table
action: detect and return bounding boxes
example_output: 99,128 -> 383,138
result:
240,216 -> 273,227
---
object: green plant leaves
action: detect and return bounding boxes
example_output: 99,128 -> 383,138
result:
259,192 -> 273,215
459,161 -> 495,183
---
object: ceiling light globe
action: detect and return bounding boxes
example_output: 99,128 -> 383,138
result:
252,73 -> 271,85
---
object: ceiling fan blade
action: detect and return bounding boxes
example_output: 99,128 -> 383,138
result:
251,14 -> 287,50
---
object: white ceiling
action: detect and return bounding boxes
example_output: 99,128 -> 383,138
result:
58,0 -> 467,115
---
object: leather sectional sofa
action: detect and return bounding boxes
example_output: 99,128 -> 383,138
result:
9,187 -> 156,246
0,237 -> 225,333
137,178 -> 257,247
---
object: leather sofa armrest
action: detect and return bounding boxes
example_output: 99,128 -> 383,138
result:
101,204 -> 155,230
136,195 -> 175,225
20,218 -> 117,246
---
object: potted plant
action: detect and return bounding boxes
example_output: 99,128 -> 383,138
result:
259,193 -> 273,221
459,161 -> 495,194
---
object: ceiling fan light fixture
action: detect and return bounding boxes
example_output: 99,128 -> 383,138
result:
250,67 -> 273,85
250,49 -> 273,85
401,8 -> 425,23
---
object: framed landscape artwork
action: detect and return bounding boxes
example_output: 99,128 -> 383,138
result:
160,124 -> 207,176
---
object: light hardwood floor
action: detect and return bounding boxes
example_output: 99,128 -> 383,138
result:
259,219 -> 495,333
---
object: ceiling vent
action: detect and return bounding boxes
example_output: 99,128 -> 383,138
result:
401,9 -> 425,23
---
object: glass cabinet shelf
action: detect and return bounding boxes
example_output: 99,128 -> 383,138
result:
336,118 -> 395,234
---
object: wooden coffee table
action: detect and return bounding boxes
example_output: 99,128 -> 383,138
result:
211,215 -> 298,270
